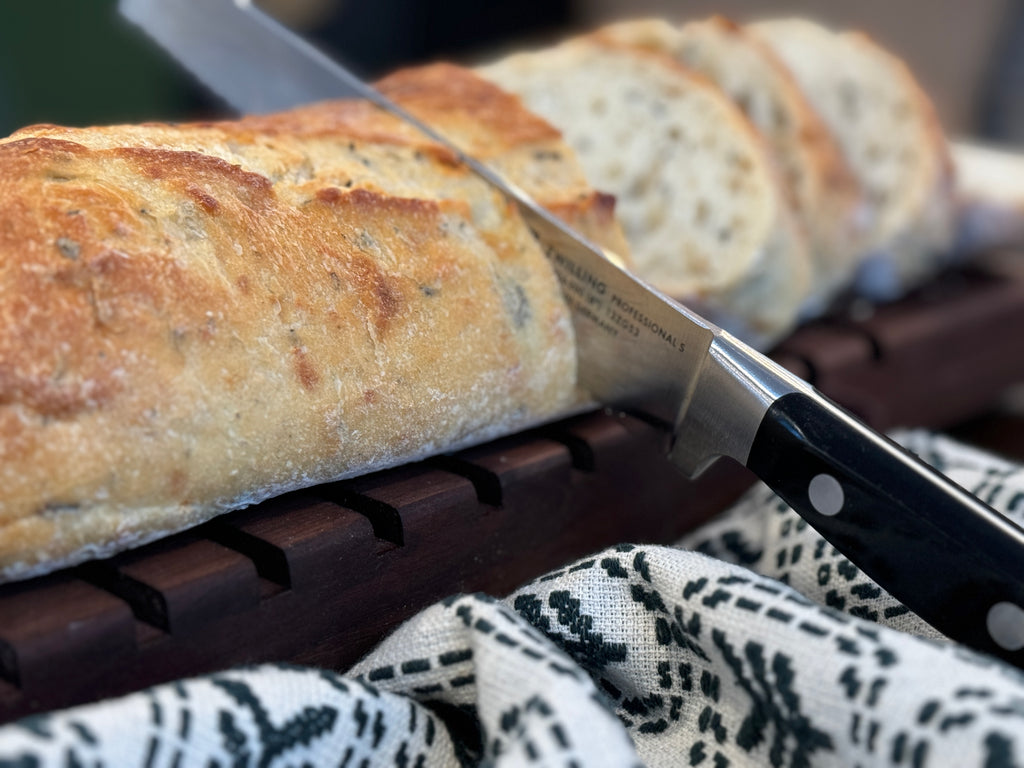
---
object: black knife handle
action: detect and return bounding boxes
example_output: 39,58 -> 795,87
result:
748,391 -> 1024,667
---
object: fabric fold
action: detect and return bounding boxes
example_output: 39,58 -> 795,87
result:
3,430 -> 1024,766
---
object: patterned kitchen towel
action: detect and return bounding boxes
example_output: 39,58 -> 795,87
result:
679,429 -> 1024,642
2,430 -> 1024,767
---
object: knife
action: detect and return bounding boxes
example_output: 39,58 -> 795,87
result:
119,0 -> 1024,667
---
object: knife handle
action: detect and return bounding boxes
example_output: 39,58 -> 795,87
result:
747,391 -> 1024,667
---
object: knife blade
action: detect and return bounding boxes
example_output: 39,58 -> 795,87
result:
120,0 -> 1024,666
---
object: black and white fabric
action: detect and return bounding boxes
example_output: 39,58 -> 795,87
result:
2,431 -> 1024,767
680,429 -> 1024,642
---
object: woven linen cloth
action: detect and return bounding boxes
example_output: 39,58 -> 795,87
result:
2,431 -> 1024,767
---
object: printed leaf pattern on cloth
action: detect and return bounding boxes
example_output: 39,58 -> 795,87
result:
0,665 -> 460,767
348,592 -> 643,766
508,544 -> 1024,767
2,430 -> 1024,767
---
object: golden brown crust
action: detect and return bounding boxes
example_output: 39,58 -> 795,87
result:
377,63 -> 564,151
0,64 -> 624,581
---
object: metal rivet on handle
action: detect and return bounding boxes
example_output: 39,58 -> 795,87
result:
808,474 -> 844,517
986,601 -> 1024,651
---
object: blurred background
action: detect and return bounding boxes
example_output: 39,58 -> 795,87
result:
0,0 -> 1020,143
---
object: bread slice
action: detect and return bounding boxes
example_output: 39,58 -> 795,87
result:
479,36 -> 812,347
951,140 -> 1024,254
750,18 -> 955,299
0,64 -> 626,582
594,17 -> 864,313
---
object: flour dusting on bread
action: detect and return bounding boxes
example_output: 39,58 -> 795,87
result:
0,64 -> 625,582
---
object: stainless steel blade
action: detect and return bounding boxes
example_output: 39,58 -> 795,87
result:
120,0 -> 366,113
117,0 -> 778,471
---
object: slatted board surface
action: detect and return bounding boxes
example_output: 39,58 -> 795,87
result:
0,412 -> 749,721
2,256 -> 1024,723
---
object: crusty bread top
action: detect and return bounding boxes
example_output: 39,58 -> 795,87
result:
10,63 -> 629,261
0,64 -> 625,582
378,65 -> 633,260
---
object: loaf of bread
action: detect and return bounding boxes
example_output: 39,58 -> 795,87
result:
749,18 -> 956,300
479,35 -> 812,348
0,64 -> 628,583
594,17 -> 865,313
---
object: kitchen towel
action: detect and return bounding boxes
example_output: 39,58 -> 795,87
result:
1,429 -> 1023,767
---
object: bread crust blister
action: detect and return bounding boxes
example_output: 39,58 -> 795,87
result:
0,64 -> 627,582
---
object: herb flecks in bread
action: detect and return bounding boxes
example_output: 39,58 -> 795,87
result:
596,17 -> 864,312
0,64 -> 625,582
480,35 -> 811,347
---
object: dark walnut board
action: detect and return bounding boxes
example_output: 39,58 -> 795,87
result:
3,253 -> 1024,723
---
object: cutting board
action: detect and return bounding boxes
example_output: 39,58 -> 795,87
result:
2,254 -> 1024,723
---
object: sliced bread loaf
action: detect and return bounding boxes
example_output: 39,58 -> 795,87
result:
750,18 -> 955,299
479,36 -> 812,347
0,64 -> 624,582
594,17 -> 864,313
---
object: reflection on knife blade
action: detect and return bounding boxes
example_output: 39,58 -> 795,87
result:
120,0 -> 1024,667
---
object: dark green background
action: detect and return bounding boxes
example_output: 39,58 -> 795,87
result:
0,1 -> 201,134
0,0 -> 575,135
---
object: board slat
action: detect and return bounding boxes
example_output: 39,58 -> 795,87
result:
209,494 -> 377,590
0,574 -> 135,707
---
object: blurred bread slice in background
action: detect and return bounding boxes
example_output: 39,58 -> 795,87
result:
480,35 -> 812,348
952,140 -> 1024,255
594,16 -> 865,315
749,18 -> 956,300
